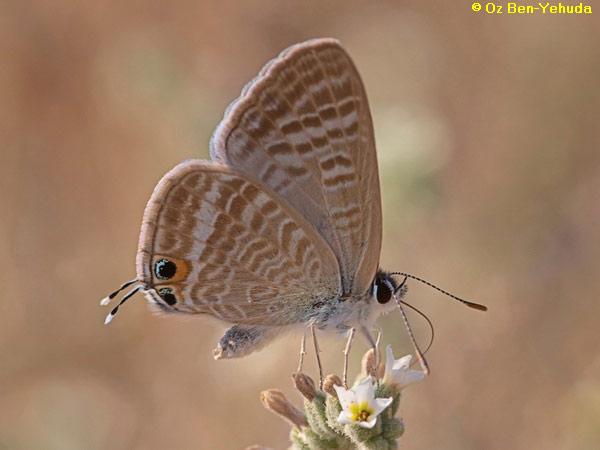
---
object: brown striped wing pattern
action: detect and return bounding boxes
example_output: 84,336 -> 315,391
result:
210,38 -> 382,297
136,161 -> 341,326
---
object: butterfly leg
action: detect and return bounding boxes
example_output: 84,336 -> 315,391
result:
374,328 -> 382,357
213,324 -> 279,359
297,329 -> 307,373
360,325 -> 379,377
342,327 -> 356,388
310,323 -> 324,387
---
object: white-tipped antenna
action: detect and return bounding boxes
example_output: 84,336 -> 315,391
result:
103,285 -> 142,325
99,279 -> 138,306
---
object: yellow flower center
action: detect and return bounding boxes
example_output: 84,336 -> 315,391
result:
349,401 -> 374,423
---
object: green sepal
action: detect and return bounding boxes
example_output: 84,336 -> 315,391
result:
358,435 -> 394,450
382,417 -> 404,442
290,427 -> 310,450
345,419 -> 383,444
304,393 -> 338,440
324,394 -> 346,435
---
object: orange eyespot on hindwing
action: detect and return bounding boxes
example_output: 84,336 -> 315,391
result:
158,287 -> 177,305
155,258 -> 177,280
151,255 -> 190,283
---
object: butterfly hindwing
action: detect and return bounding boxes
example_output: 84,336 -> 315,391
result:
136,160 -> 341,326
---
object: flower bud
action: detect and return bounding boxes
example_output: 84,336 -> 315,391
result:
361,348 -> 383,379
322,374 -> 343,396
293,372 -> 317,401
260,389 -> 308,428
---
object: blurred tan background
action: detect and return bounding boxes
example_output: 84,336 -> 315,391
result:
2,1 -> 600,449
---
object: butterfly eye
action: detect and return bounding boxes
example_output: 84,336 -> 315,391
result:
158,287 -> 177,305
375,279 -> 393,304
154,258 -> 177,280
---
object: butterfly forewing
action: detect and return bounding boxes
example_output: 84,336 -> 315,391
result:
210,38 -> 382,297
137,161 -> 341,326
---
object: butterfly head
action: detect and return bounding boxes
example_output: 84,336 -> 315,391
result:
363,270 -> 408,321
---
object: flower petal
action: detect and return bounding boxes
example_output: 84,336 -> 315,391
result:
337,410 -> 354,425
373,396 -> 393,415
383,348 -> 427,388
360,416 -> 378,429
333,384 -> 355,409
385,345 -> 395,378
353,377 -> 374,404
392,354 -> 412,371
401,370 -> 426,386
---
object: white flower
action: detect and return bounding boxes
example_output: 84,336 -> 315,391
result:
334,377 -> 393,429
383,345 -> 427,388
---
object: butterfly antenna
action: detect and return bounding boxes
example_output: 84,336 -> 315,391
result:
104,285 -> 142,325
390,272 -> 488,312
100,278 -> 138,306
394,284 -> 430,375
400,300 -> 435,355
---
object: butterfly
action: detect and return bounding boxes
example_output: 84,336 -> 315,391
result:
102,38 -> 486,382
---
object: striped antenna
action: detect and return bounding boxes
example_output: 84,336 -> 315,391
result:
390,272 -> 488,312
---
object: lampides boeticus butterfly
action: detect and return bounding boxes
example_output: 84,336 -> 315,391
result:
101,38 -> 486,379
